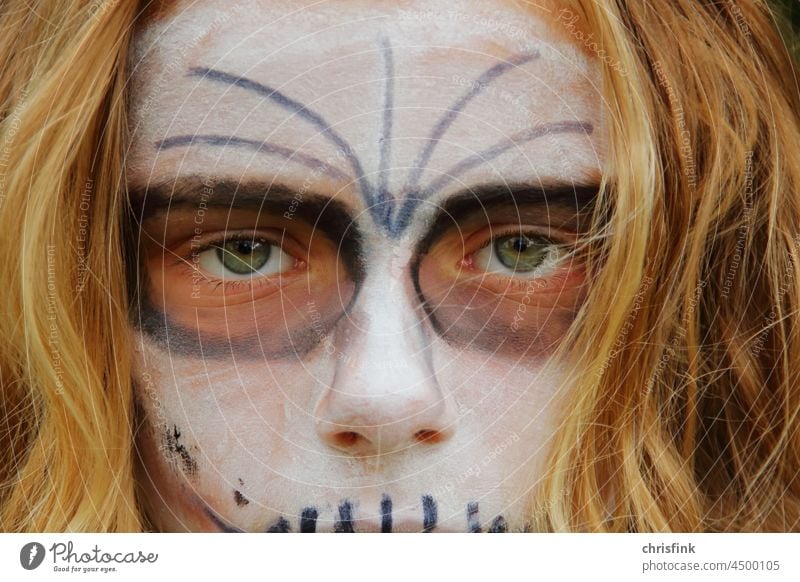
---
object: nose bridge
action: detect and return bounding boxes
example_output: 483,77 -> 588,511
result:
314,264 -> 455,455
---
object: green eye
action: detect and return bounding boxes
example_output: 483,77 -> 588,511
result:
216,239 -> 271,275
493,235 -> 551,272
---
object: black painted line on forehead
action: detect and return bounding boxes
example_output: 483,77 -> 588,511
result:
155,134 -> 351,183
403,51 -> 540,193
377,35 -> 395,213
391,120 -> 594,234
187,67 -> 379,222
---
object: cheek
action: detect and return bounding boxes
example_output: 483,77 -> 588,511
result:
139,254 -> 355,359
130,340 -> 320,482
418,258 -> 587,359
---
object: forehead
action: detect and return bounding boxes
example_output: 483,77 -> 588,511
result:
127,0 -> 605,234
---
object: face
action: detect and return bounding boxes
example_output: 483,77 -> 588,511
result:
127,0 -> 605,532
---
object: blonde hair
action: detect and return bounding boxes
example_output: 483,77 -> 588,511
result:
0,0 -> 798,532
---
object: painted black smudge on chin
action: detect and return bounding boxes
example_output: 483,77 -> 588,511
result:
266,517 -> 291,533
234,490 -> 249,507
163,424 -> 197,476
204,507 -> 244,533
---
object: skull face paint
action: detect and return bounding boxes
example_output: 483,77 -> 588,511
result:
127,0 -> 606,532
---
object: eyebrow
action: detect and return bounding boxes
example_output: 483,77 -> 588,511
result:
414,182 -> 600,257
128,178 -> 364,278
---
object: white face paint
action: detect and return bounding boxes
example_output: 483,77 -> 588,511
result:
127,0 -> 605,532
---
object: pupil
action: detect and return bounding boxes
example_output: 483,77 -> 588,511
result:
236,240 -> 254,255
494,234 -> 548,272
217,238 -> 271,275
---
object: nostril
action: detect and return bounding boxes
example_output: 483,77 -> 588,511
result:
332,431 -> 361,448
414,429 -> 444,444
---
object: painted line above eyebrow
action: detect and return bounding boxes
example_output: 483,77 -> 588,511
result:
391,120 -> 594,234
155,134 -> 351,183
188,67 -> 376,214
404,51 -> 540,192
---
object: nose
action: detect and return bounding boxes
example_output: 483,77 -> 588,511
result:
314,274 -> 456,457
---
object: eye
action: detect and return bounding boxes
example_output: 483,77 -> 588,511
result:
197,236 -> 295,281
472,233 -> 562,278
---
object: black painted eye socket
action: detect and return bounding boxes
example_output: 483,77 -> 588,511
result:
215,239 -> 271,275
493,235 -> 551,272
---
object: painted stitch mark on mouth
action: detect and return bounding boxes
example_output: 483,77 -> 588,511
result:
380,494 -> 393,533
334,500 -> 355,533
422,494 -> 438,532
488,515 -> 508,533
300,507 -> 319,533
467,501 -> 481,533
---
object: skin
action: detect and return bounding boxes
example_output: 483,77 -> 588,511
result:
127,0 -> 606,532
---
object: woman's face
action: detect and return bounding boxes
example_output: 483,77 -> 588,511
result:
127,0 -> 604,532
